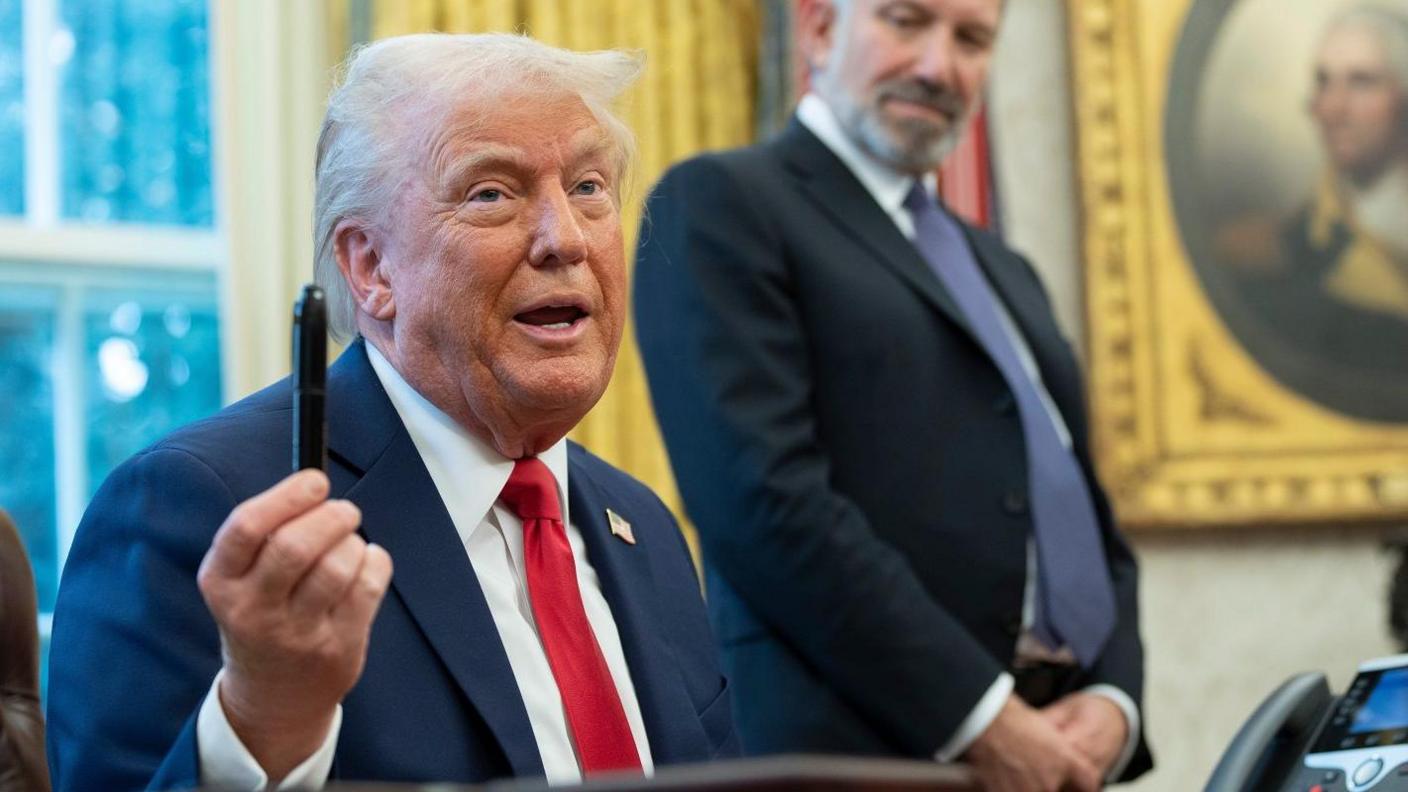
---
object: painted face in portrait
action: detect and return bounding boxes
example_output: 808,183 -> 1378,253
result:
346,88 -> 628,456
807,0 -> 1001,174
1311,21 -> 1408,186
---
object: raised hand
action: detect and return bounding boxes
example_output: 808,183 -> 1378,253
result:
196,469 -> 393,781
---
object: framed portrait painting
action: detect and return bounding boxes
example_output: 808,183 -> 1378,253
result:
1067,0 -> 1408,527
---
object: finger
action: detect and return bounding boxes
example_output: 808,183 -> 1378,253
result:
1074,731 -> 1120,775
288,532 -> 367,619
1065,751 -> 1103,792
207,470 -> 331,578
330,543 -> 393,635
248,499 -> 361,602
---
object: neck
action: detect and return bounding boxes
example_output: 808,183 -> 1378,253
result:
362,329 -> 573,460
466,412 -> 573,460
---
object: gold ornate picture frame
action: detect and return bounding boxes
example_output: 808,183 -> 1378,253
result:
1067,0 -> 1408,528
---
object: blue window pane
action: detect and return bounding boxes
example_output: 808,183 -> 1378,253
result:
0,0 -> 22,217
84,289 -> 222,495
58,0 -> 212,227
0,293 -> 58,614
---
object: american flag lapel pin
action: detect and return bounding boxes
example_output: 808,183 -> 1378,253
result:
606,508 -> 636,545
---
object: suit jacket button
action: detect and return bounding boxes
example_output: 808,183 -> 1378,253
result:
1003,491 -> 1028,515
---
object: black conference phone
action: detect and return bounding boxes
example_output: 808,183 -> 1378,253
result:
1206,654 -> 1408,791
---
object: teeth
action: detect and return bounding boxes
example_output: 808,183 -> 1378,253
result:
542,322 -> 571,330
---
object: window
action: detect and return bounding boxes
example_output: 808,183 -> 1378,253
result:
0,0 -> 223,691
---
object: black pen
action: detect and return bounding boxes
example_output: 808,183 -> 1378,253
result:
292,284 -> 327,472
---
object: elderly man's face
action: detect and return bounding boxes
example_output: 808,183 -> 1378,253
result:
380,91 -> 627,450
1311,23 -> 1407,184
810,0 -> 1001,173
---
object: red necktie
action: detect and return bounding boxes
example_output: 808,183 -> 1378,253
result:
499,457 -> 643,775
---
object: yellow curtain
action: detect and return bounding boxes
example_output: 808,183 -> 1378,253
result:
335,1 -> 760,530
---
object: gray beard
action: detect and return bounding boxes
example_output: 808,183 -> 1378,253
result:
826,87 -> 965,174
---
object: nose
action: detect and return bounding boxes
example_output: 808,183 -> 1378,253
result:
528,187 -> 588,268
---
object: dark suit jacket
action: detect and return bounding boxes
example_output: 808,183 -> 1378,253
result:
46,340 -> 737,791
633,120 -> 1151,779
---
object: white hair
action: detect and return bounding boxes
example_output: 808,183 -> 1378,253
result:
1325,5 -> 1408,92
313,33 -> 643,342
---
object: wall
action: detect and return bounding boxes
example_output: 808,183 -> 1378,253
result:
986,2 -> 1401,788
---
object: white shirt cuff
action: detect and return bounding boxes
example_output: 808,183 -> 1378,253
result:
196,668 -> 342,790
933,672 -> 1014,762
1082,683 -> 1141,782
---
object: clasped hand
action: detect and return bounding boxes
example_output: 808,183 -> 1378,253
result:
966,692 -> 1128,792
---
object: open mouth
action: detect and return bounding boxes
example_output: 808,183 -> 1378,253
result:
514,304 -> 588,331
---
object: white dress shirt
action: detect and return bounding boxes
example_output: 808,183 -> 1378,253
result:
196,343 -> 654,789
796,93 -> 1139,779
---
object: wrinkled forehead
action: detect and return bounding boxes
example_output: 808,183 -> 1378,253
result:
402,85 -> 618,186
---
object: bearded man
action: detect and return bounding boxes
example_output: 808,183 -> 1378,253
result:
633,1 -> 1152,789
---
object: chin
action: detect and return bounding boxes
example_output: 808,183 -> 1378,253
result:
860,118 -> 959,174
501,357 -> 613,415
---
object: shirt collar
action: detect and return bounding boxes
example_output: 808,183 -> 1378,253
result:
796,92 -> 937,214
364,342 -> 570,527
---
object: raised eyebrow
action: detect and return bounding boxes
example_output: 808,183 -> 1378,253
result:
438,145 -> 531,193
567,138 -> 618,174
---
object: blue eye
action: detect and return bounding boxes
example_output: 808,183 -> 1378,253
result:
575,181 -> 600,196
470,189 -> 502,203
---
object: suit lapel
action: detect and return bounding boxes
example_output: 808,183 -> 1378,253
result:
962,227 -> 1055,361
328,342 -> 544,777
777,121 -> 975,339
961,228 -> 1089,443
566,446 -> 709,764
774,120 -> 1088,446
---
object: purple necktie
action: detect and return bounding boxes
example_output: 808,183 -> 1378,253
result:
903,184 -> 1115,668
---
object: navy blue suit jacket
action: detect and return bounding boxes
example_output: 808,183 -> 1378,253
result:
634,121 -> 1150,779
47,340 -> 737,790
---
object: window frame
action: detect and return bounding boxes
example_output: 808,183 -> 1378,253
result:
3,0 -> 334,656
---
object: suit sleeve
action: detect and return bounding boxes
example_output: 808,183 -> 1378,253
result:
1086,472 -> 1153,778
46,446 -> 233,791
633,157 -> 1005,754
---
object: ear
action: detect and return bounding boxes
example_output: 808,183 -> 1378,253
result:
797,0 -> 839,75
333,219 -> 396,323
